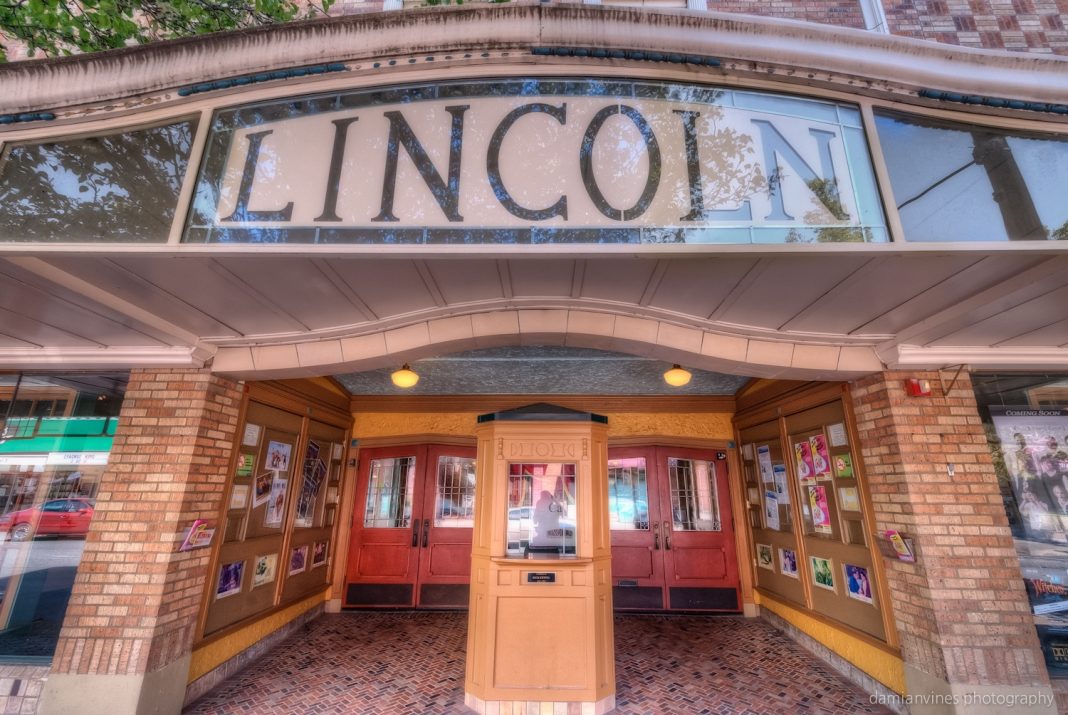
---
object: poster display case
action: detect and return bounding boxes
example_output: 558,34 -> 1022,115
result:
736,386 -> 891,645
738,420 -> 804,607
201,383 -> 349,639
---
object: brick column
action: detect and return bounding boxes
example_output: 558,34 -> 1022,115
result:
40,368 -> 242,715
851,371 -> 1055,713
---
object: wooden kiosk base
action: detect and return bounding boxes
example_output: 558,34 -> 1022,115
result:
464,693 -> 617,715
464,405 -> 616,713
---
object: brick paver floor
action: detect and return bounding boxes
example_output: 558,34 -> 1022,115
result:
184,612 -> 892,714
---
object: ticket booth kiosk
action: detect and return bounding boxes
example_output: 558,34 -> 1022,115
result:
465,404 -> 615,715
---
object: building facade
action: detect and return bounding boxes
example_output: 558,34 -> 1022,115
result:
1,1 -> 1067,713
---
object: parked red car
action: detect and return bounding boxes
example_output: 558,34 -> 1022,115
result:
0,498 -> 95,541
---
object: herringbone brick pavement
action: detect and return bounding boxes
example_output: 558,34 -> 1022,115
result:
184,612 -> 892,714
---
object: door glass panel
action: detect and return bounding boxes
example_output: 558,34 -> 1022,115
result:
668,458 -> 721,532
608,457 -> 650,530
506,463 -> 577,556
434,456 -> 476,527
364,457 -> 415,528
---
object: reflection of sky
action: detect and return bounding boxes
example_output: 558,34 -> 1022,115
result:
42,161 -> 129,203
877,115 -> 1068,241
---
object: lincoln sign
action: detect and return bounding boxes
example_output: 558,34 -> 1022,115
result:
186,79 -> 887,244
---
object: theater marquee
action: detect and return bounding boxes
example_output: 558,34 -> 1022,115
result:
185,79 -> 887,244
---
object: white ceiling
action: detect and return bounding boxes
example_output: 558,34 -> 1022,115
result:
0,248 -> 1065,378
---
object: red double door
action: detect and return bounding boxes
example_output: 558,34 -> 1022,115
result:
344,445 -> 477,608
608,446 -> 740,612
344,444 -> 739,612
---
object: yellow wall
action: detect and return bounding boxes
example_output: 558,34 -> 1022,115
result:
188,590 -> 327,683
352,411 -> 734,441
757,592 -> 906,694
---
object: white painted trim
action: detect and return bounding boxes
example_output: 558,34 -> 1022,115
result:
1,5 -> 1067,116
0,240 -> 1064,259
0,346 -> 212,370
167,108 -> 213,246
889,345 -> 1068,370
208,308 -> 886,380
201,297 -> 890,349
858,0 -> 889,34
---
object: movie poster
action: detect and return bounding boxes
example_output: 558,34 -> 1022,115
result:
990,406 -> 1068,674
794,440 -> 816,485
990,407 -> 1068,541
808,485 -> 832,535
810,433 -> 832,479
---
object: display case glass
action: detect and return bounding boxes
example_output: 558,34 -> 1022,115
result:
506,463 -> 577,557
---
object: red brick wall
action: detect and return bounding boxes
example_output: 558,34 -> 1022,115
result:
705,1 -> 868,28
52,369 -> 241,676
850,371 -> 1049,688
882,0 -> 1068,54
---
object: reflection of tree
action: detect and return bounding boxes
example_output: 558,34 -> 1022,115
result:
785,177 -> 869,243
0,122 -> 194,242
670,101 -> 766,220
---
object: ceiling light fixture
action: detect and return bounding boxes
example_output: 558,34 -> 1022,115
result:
390,364 -> 419,389
663,364 -> 692,387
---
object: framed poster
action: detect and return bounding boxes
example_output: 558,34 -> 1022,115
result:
266,441 -> 292,471
810,433 -> 832,479
216,561 -> 244,599
764,491 -> 780,530
833,453 -> 854,479
242,423 -> 262,447
312,541 -> 329,568
779,548 -> 799,578
252,553 -> 277,588
235,453 -> 255,478
757,444 -> 774,483
757,544 -> 775,571
794,440 -> 815,484
844,563 -> 874,604
263,476 -> 288,527
289,545 -> 308,575
811,556 -> 835,591
253,471 -> 273,507
230,484 -> 249,511
838,487 -> 861,512
807,485 -> 832,535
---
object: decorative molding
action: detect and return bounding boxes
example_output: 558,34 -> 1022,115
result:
887,345 -> 1068,370
919,88 -> 1068,116
2,5 -> 1068,117
350,394 -> 736,413
0,346 -> 212,370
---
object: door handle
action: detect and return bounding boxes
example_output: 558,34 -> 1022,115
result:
412,521 -> 420,547
663,523 -> 672,551
653,521 -> 660,550
422,519 -> 430,548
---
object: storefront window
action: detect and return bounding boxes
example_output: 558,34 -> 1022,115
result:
875,112 -> 1068,242
973,373 -> 1068,676
0,121 -> 198,243
0,373 -> 126,659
